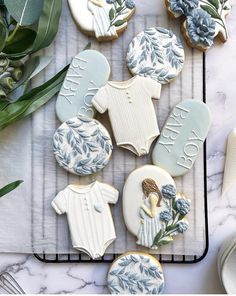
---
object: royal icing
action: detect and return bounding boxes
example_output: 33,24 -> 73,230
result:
51,181 -> 119,259
222,129 -> 236,198
165,0 -> 231,51
107,252 -> 165,294
53,116 -> 113,176
152,100 -> 211,177
126,27 -> 185,84
56,50 -> 110,122
68,0 -> 135,41
92,76 -> 162,156
123,165 -> 190,249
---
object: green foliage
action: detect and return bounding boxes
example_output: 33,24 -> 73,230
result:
4,0 -> 44,26
0,180 -> 23,198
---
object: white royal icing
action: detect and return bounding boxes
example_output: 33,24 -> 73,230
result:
126,27 -> 185,84
68,0 -> 135,40
53,116 -> 113,176
107,252 -> 165,294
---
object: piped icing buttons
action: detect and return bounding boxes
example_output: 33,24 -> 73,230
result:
92,76 -> 162,156
107,252 -> 165,294
165,0 -> 231,51
123,165 -> 190,249
68,0 -> 135,42
53,116 -> 113,176
126,27 -> 185,84
56,50 -> 110,122
152,100 -> 211,177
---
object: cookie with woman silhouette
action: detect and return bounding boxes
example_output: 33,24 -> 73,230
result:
68,0 -> 135,41
123,165 -> 191,248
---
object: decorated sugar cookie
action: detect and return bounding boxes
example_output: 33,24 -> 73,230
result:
107,252 -> 165,294
53,116 -> 113,176
56,50 -> 110,122
152,100 -> 211,177
52,181 -> 119,259
126,27 -> 185,84
165,0 -> 231,51
92,76 -> 161,156
123,165 -> 190,248
68,0 -> 135,41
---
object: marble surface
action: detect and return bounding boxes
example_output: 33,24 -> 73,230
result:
1,1 -> 236,294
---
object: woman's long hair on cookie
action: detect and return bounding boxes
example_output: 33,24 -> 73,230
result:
142,178 -> 162,207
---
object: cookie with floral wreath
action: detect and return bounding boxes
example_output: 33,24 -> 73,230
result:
123,165 -> 191,249
165,0 -> 231,51
68,0 -> 135,41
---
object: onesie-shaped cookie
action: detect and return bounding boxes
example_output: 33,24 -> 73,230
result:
68,0 -> 135,41
92,76 -> 161,156
165,0 -> 231,51
51,181 -> 119,259
123,165 -> 190,248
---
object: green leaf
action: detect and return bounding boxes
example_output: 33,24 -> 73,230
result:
113,19 -> 126,27
152,229 -> 163,246
3,28 -> 36,54
208,0 -> 219,10
0,64 -> 69,130
109,8 -> 115,20
83,42 -> 91,51
117,0 -> 123,5
0,11 -> 7,52
157,236 -> 174,246
166,225 -> 177,232
4,0 -> 44,26
31,0 -> 62,53
0,180 -> 23,198
9,56 -> 52,101
200,4 -> 221,19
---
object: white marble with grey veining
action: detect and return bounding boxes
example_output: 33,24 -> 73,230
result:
1,1 -> 236,294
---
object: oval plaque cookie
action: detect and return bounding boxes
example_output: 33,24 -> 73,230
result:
152,100 -> 211,177
107,252 -> 165,294
126,27 -> 185,84
56,50 -> 110,122
53,116 -> 113,176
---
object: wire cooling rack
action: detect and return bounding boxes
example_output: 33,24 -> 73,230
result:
34,53 -> 209,264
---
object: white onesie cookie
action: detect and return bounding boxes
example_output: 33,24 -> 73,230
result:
92,76 -> 161,156
52,181 -> 119,259
68,0 -> 135,41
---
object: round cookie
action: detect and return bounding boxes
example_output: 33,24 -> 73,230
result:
68,0 -> 135,42
165,0 -> 231,51
56,50 -> 110,122
107,252 -> 165,294
123,165 -> 190,249
126,27 -> 185,84
53,116 -> 113,176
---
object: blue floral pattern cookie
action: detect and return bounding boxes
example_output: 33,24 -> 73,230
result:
53,116 -> 113,176
165,0 -> 231,51
126,27 -> 185,84
107,252 -> 165,294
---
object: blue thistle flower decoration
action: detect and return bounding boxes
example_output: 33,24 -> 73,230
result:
160,211 -> 172,222
169,0 -> 199,16
175,198 -> 191,215
161,184 -> 176,199
125,0 -> 135,9
177,221 -> 189,233
186,9 -> 216,48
